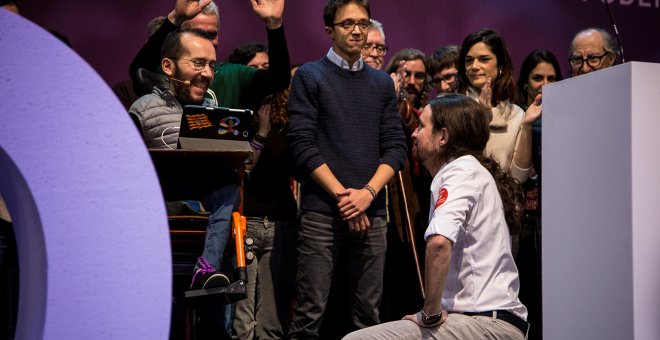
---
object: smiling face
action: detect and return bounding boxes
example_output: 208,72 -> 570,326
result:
162,33 -> 216,104
325,2 -> 370,65
465,42 -> 498,90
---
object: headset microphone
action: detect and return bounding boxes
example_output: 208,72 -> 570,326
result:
169,77 -> 191,86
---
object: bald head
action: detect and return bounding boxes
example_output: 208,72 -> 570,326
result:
569,28 -> 617,77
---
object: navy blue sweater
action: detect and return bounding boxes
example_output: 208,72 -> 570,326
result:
287,57 -> 407,216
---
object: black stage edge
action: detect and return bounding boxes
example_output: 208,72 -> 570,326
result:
184,279 -> 247,307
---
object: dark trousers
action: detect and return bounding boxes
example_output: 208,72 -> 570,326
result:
288,211 -> 387,340
233,217 -> 297,339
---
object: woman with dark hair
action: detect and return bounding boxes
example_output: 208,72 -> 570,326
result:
516,49 -> 563,110
457,29 -> 541,185
227,43 -> 270,69
513,49 -> 562,340
344,94 -> 527,340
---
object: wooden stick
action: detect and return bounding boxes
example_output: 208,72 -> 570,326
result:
396,171 -> 425,299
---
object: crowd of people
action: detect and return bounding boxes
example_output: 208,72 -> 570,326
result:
1,0 -> 621,339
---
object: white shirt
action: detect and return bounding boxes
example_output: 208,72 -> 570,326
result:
326,48 -> 364,71
425,155 -> 528,320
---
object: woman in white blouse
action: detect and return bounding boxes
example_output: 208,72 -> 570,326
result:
457,29 -> 542,184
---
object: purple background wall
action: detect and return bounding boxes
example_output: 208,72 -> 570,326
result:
19,0 -> 660,87
0,9 -> 171,338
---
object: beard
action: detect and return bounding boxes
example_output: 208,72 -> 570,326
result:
170,66 -> 209,105
405,84 -> 424,106
413,141 -> 441,173
170,67 -> 192,103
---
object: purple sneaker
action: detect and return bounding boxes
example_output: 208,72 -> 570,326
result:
190,257 -> 230,290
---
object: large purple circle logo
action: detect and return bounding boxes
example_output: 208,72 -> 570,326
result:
0,10 -> 171,339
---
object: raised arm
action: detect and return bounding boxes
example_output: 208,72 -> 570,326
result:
128,0 -> 213,95
246,0 -> 291,106
510,94 -> 541,182
169,0 -> 213,26
249,0 -> 284,30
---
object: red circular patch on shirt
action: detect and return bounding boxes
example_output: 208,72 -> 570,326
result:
435,188 -> 448,209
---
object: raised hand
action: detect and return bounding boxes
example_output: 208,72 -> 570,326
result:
524,93 -> 542,125
169,0 -> 213,26
390,72 -> 402,97
390,60 -> 407,99
249,0 -> 285,29
478,77 -> 493,108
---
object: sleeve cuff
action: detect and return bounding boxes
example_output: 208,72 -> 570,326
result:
510,162 -> 532,184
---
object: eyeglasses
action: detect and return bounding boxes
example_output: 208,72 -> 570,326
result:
362,43 -> 388,56
568,52 -> 610,68
333,20 -> 371,31
169,57 -> 216,71
404,70 -> 427,81
429,73 -> 457,87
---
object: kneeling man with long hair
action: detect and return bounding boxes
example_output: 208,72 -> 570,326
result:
344,94 -> 528,339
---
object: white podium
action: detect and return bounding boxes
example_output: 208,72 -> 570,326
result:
543,62 -> 660,340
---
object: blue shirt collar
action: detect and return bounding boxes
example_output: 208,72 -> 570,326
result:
326,48 -> 364,71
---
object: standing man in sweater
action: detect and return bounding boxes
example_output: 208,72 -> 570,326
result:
286,0 -> 407,338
